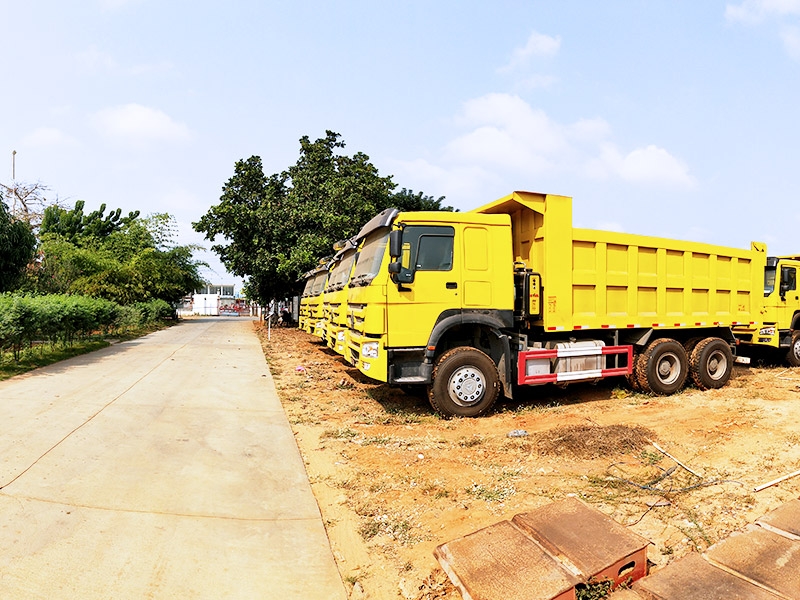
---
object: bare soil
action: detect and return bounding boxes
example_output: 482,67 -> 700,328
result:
256,324 -> 800,600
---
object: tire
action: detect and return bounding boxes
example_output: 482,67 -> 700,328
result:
684,336 -> 703,357
689,337 -> 733,390
428,347 -> 500,418
635,338 -> 688,395
626,352 -> 645,392
787,332 -> 800,367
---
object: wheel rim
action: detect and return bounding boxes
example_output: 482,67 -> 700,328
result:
447,366 -> 486,407
793,339 -> 800,360
706,349 -> 728,381
656,352 -> 682,385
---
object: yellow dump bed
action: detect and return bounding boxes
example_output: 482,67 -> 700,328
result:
474,191 -> 766,333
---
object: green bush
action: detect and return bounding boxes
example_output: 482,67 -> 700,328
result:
0,294 -> 169,362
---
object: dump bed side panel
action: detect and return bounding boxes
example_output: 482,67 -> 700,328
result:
473,191 -> 765,333
565,229 -> 763,331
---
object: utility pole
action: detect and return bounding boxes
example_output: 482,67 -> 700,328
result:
12,150 -> 16,181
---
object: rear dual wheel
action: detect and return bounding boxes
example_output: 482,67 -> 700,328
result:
689,337 -> 733,390
634,338 -> 688,395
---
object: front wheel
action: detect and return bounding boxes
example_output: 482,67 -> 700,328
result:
787,332 -> 800,367
428,347 -> 500,418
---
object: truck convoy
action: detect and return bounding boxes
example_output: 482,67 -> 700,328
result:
298,190 -> 800,417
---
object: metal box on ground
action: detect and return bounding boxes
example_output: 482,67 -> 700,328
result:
512,496 -> 650,587
434,519 -> 579,600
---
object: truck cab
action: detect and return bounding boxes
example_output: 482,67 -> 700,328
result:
735,256 -> 800,365
323,239 -> 358,355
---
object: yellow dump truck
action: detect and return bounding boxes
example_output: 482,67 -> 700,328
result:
323,239 -> 358,355
298,264 -> 329,336
345,190 -> 779,417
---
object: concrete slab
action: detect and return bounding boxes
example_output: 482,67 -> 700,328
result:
0,318 -> 346,599
633,552 -> 781,599
758,498 -> 800,541
607,590 -> 645,599
705,525 -> 800,599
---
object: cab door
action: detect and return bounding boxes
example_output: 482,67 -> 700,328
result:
386,225 -> 458,347
774,263 -> 800,327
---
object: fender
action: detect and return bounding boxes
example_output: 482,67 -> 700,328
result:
426,309 -> 515,396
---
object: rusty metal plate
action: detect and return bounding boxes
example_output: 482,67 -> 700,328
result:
705,525 -> 800,599
633,552 -> 781,599
757,498 -> 800,540
434,519 -> 579,600
512,496 -> 650,579
607,590 -> 645,599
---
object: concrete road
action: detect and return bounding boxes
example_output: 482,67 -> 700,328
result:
0,318 -> 347,600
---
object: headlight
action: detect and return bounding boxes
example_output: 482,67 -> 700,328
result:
337,330 -> 346,341
759,326 -> 776,336
361,342 -> 379,359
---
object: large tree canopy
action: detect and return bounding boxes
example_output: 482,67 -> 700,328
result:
194,131 -> 452,302
0,199 -> 36,292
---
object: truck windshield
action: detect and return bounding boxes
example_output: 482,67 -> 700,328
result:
326,251 -> 357,292
765,266 -> 777,296
310,272 -> 327,296
301,277 -> 315,298
350,229 -> 389,287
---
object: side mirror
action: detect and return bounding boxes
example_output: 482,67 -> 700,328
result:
389,229 -> 402,259
780,268 -> 794,297
388,260 -> 401,283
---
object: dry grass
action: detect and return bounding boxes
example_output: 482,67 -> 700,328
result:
256,324 -> 800,600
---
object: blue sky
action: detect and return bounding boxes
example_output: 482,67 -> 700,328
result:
3,1 -> 800,285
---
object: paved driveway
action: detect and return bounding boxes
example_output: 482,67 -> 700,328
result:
0,318 -> 346,599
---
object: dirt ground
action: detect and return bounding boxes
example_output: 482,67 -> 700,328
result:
256,324 -> 800,600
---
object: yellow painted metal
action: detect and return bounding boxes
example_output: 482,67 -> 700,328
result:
384,211 -> 513,349
299,268 -> 328,336
323,246 -> 358,354
474,191 -> 766,332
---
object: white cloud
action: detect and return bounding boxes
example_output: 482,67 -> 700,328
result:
499,30 -> 561,72
390,94 -> 693,206
727,1 -> 800,59
780,25 -> 800,58
587,144 -> 695,186
726,0 -> 800,23
386,157 -> 499,210
92,104 -> 192,144
22,127 -> 79,148
448,93 -> 693,187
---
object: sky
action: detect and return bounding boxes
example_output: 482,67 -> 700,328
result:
3,1 -> 800,287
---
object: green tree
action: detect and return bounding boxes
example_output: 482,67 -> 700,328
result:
194,131 -> 450,303
40,200 -> 140,246
0,199 -> 36,292
30,204 -> 205,305
391,188 -> 455,212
